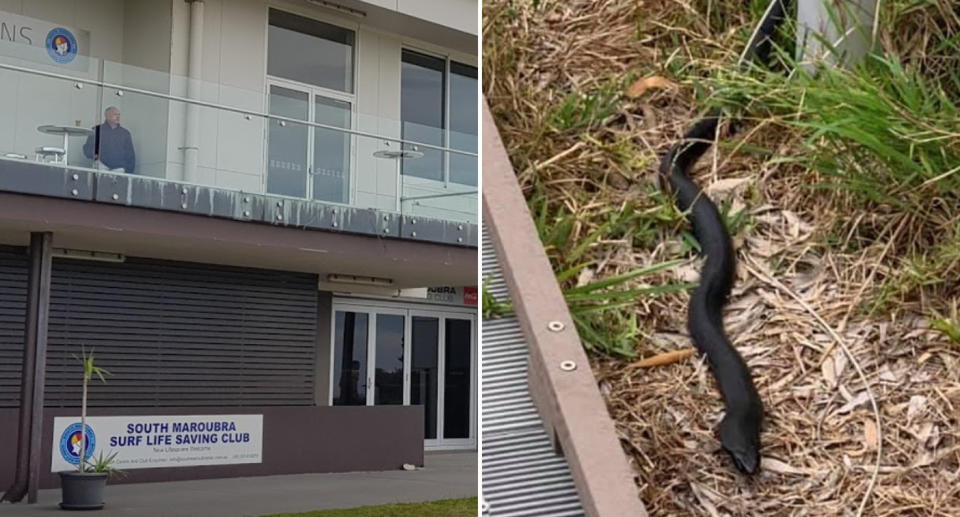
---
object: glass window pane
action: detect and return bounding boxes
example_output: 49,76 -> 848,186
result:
374,314 -> 404,406
267,86 -> 309,198
268,9 -> 354,92
313,96 -> 351,203
443,318 -> 472,439
333,311 -> 368,406
449,62 -> 477,186
401,50 -> 444,181
411,316 -> 439,439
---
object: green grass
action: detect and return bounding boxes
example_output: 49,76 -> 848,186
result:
482,277 -> 513,319
704,23 -> 960,316
530,189 -> 691,357
256,498 -> 477,517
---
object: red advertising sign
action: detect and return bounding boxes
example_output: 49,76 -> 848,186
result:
463,286 -> 478,306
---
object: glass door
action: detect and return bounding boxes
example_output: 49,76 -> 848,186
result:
331,310 -> 369,406
331,302 -> 476,449
267,81 -> 353,204
372,310 -> 406,406
411,309 -> 476,449
410,315 -> 440,440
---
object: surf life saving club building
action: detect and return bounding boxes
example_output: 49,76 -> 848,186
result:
0,0 -> 478,500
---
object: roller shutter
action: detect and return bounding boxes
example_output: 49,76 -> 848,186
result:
0,246 -> 28,408
44,257 -> 318,407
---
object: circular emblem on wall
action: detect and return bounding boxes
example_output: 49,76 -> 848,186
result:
59,423 -> 96,465
45,27 -> 78,64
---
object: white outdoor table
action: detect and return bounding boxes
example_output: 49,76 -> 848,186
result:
37,125 -> 94,166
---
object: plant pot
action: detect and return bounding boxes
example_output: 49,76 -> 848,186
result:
59,471 -> 108,511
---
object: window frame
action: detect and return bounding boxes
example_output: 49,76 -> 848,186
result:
399,45 -> 478,187
263,6 -> 359,204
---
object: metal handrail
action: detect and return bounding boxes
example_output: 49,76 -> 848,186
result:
0,61 -> 478,158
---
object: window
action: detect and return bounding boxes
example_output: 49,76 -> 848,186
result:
266,10 -> 354,203
267,9 -> 355,93
400,50 -> 478,186
448,63 -> 478,186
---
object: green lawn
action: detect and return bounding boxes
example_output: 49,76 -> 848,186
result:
256,498 -> 478,517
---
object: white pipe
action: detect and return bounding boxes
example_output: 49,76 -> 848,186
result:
184,0 -> 204,182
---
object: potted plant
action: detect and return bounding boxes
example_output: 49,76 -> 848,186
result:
59,347 -> 120,511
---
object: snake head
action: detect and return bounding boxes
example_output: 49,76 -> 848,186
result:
718,412 -> 761,475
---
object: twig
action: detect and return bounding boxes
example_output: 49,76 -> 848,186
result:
742,255 -> 882,517
630,348 -> 696,368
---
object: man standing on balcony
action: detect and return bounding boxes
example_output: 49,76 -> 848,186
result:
83,106 -> 136,174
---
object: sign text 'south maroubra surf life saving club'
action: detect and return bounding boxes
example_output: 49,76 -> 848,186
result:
51,415 -> 263,472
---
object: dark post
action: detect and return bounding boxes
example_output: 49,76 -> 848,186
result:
27,233 -> 53,503
1,233 -> 53,504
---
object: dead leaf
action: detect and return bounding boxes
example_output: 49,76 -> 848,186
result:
821,356 -> 837,388
878,364 -> 899,382
689,483 -> 722,517
675,263 -> 700,283
907,395 -> 927,420
576,267 -> 595,287
863,418 -> 879,450
625,75 -> 675,98
705,177 -> 750,195
836,391 -> 870,414
762,457 -> 824,476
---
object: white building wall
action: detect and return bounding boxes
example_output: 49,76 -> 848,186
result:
0,0 -> 169,169
0,0 -> 475,220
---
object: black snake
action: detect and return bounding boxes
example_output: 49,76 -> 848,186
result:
657,0 -> 787,474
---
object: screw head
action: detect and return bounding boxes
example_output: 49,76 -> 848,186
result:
72,173 -> 79,180
560,360 -> 577,371
181,202 -> 187,209
411,219 -> 417,225
243,210 -> 250,217
457,237 -> 463,243
181,187 -> 188,194
74,82 -> 83,89
243,196 -> 250,203
547,321 -> 565,332
276,214 -> 283,221
276,201 -> 282,207
383,228 -> 390,234
116,90 -> 124,96
111,193 -> 119,200
411,231 -> 417,237
245,115 -> 252,120
332,222 -> 338,227
458,225 -> 464,231
71,189 -> 78,196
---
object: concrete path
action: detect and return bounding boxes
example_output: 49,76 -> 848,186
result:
0,451 -> 477,517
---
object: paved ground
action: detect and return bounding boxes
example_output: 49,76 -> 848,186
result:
0,451 -> 477,517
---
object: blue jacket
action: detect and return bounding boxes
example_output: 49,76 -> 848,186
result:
83,123 -> 136,173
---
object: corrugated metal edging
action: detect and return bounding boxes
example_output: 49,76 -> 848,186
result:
44,257 -> 319,408
0,246 -> 28,408
482,228 -> 586,517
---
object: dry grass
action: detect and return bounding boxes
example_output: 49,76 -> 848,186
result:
483,0 -> 960,515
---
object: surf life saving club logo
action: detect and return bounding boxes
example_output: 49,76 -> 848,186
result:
45,27 -> 78,64
59,423 -> 96,465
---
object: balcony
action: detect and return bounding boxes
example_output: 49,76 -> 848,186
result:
0,44 -> 477,248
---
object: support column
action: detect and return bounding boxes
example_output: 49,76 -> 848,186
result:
1,232 -> 53,504
183,0 -> 205,183
796,0 -> 877,68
